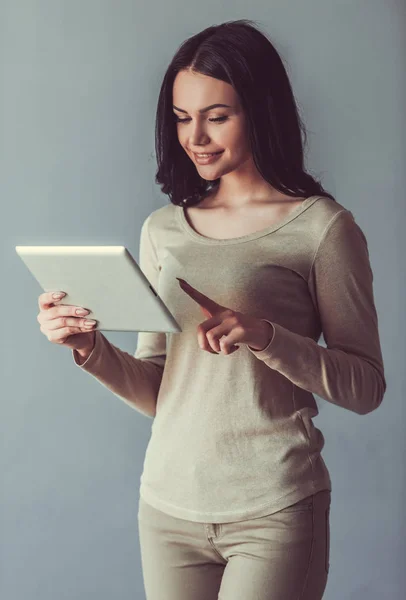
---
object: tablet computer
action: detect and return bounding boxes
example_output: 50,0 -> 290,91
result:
15,245 -> 182,333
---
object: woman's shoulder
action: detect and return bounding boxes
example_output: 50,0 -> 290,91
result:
312,194 -> 348,216
309,195 -> 353,227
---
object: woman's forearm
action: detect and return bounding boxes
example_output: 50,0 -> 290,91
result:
72,331 -> 164,417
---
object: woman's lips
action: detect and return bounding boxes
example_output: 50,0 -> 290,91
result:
193,150 -> 224,164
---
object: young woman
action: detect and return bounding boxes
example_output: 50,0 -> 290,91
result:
39,18 -> 386,600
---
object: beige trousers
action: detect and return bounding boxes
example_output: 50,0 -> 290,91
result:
137,489 -> 331,600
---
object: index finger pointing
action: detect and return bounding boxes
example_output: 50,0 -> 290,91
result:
177,279 -> 224,315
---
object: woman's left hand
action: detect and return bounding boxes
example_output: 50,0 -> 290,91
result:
176,278 -> 273,355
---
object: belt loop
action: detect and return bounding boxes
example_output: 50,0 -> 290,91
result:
205,523 -> 216,537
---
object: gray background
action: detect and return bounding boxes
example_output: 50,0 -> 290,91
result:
1,1 -> 405,598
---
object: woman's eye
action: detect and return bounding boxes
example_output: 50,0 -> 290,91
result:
174,116 -> 228,124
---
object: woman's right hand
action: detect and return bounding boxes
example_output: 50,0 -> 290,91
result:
37,291 -> 97,352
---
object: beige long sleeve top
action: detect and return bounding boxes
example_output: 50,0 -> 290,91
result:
72,194 -> 386,523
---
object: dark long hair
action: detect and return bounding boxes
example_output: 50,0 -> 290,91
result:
154,19 -> 336,206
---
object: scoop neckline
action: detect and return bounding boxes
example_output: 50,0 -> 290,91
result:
177,195 -> 321,245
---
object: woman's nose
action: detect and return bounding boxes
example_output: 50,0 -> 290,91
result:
189,124 -> 209,145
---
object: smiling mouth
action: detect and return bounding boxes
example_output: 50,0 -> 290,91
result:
193,151 -> 224,158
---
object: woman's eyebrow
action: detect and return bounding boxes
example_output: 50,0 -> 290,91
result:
172,103 -> 232,114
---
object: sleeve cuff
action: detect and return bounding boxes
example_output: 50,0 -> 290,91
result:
247,319 -> 277,358
72,330 -> 104,370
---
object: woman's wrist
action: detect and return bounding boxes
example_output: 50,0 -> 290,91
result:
77,332 -> 96,359
248,320 -> 274,351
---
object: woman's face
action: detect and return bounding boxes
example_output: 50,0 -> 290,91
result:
172,70 -> 252,181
